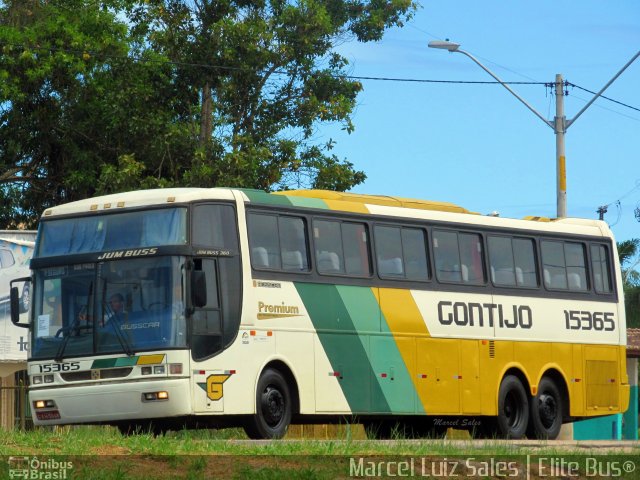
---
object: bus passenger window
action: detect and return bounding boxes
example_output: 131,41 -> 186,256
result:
591,244 -> 612,294
565,243 -> 587,291
488,236 -> 538,288
541,240 -> 587,291
343,223 -> 370,276
434,230 -> 484,285
314,220 -> 370,276
459,233 -> 485,284
314,220 -> 344,274
375,226 -> 429,281
248,213 -> 280,269
433,230 -> 462,282
278,216 -> 309,272
376,226 -> 404,277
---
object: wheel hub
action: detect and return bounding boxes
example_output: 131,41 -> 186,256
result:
538,393 -> 557,428
261,386 -> 284,426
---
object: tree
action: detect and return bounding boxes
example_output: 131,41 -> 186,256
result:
0,0 -> 417,228
618,238 -> 640,287
0,0 -> 180,227
128,0 -> 416,190
618,238 -> 640,328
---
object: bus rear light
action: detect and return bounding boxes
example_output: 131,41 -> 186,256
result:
141,366 -> 152,375
153,365 -> 166,375
142,391 -> 169,402
169,363 -> 183,375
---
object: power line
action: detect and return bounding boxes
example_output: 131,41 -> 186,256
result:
4,42 -> 639,109
568,82 -> 640,113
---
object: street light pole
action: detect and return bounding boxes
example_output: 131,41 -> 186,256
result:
554,74 -> 567,218
428,40 -> 640,218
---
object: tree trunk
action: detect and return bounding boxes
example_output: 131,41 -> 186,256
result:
199,82 -> 213,148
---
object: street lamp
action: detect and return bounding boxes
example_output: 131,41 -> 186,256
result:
428,40 -> 640,218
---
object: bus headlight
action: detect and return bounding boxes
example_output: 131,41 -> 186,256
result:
32,376 -> 43,385
34,400 -> 56,409
142,391 -> 169,402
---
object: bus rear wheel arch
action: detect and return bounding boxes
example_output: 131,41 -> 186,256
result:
528,376 -> 564,439
244,367 -> 294,439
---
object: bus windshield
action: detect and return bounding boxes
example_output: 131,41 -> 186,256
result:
31,256 -> 187,360
37,207 -> 187,257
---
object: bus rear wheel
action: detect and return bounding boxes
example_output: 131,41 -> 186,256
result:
497,375 -> 529,439
244,368 -> 292,439
528,377 -> 563,439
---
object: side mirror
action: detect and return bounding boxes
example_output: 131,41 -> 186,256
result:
10,276 -> 31,328
191,270 -> 207,308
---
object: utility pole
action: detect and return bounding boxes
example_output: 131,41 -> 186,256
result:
428,41 -> 640,218
554,74 -> 567,218
597,205 -> 608,221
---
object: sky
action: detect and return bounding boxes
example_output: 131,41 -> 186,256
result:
319,1 -> 640,243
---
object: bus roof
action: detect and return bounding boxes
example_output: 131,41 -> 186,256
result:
40,187 -> 612,239
273,189 -> 472,214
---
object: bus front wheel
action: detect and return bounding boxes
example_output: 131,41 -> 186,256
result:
244,368 -> 292,439
528,377 -> 563,439
497,375 -> 529,439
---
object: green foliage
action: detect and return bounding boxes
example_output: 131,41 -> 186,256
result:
617,239 -> 640,328
1,0 -> 418,227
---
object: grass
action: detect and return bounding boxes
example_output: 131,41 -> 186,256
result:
1,426 -> 638,479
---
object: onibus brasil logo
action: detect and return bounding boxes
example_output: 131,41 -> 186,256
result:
8,456 -> 73,479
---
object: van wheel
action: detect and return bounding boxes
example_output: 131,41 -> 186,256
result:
244,368 -> 292,439
528,377 -> 563,439
497,375 -> 529,439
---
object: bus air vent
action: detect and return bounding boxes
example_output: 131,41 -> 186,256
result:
61,367 -> 133,382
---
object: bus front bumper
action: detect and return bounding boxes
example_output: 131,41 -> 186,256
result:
29,378 -> 192,425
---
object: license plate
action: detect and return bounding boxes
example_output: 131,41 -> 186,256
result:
36,410 -> 61,421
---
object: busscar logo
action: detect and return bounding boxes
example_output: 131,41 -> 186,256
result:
97,248 -> 158,260
8,456 -> 73,479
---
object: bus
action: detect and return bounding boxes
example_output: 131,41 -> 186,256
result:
11,188 -> 629,439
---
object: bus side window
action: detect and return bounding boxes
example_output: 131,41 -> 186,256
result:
541,240 -> 587,292
433,230 -> 462,283
488,236 -> 538,288
590,244 -> 613,294
314,220 -> 345,274
248,213 -> 281,270
278,216 -> 309,272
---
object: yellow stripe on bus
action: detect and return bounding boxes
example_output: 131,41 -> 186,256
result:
375,288 -> 432,411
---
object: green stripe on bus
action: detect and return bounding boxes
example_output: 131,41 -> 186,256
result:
295,283 -> 390,414
90,356 -> 139,369
285,196 -> 329,209
240,189 -> 293,206
337,286 -> 423,414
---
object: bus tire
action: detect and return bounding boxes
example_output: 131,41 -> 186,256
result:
497,375 -> 529,439
528,377 -> 563,439
244,368 -> 292,439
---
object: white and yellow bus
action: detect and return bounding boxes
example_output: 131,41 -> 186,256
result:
11,188 -> 629,439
